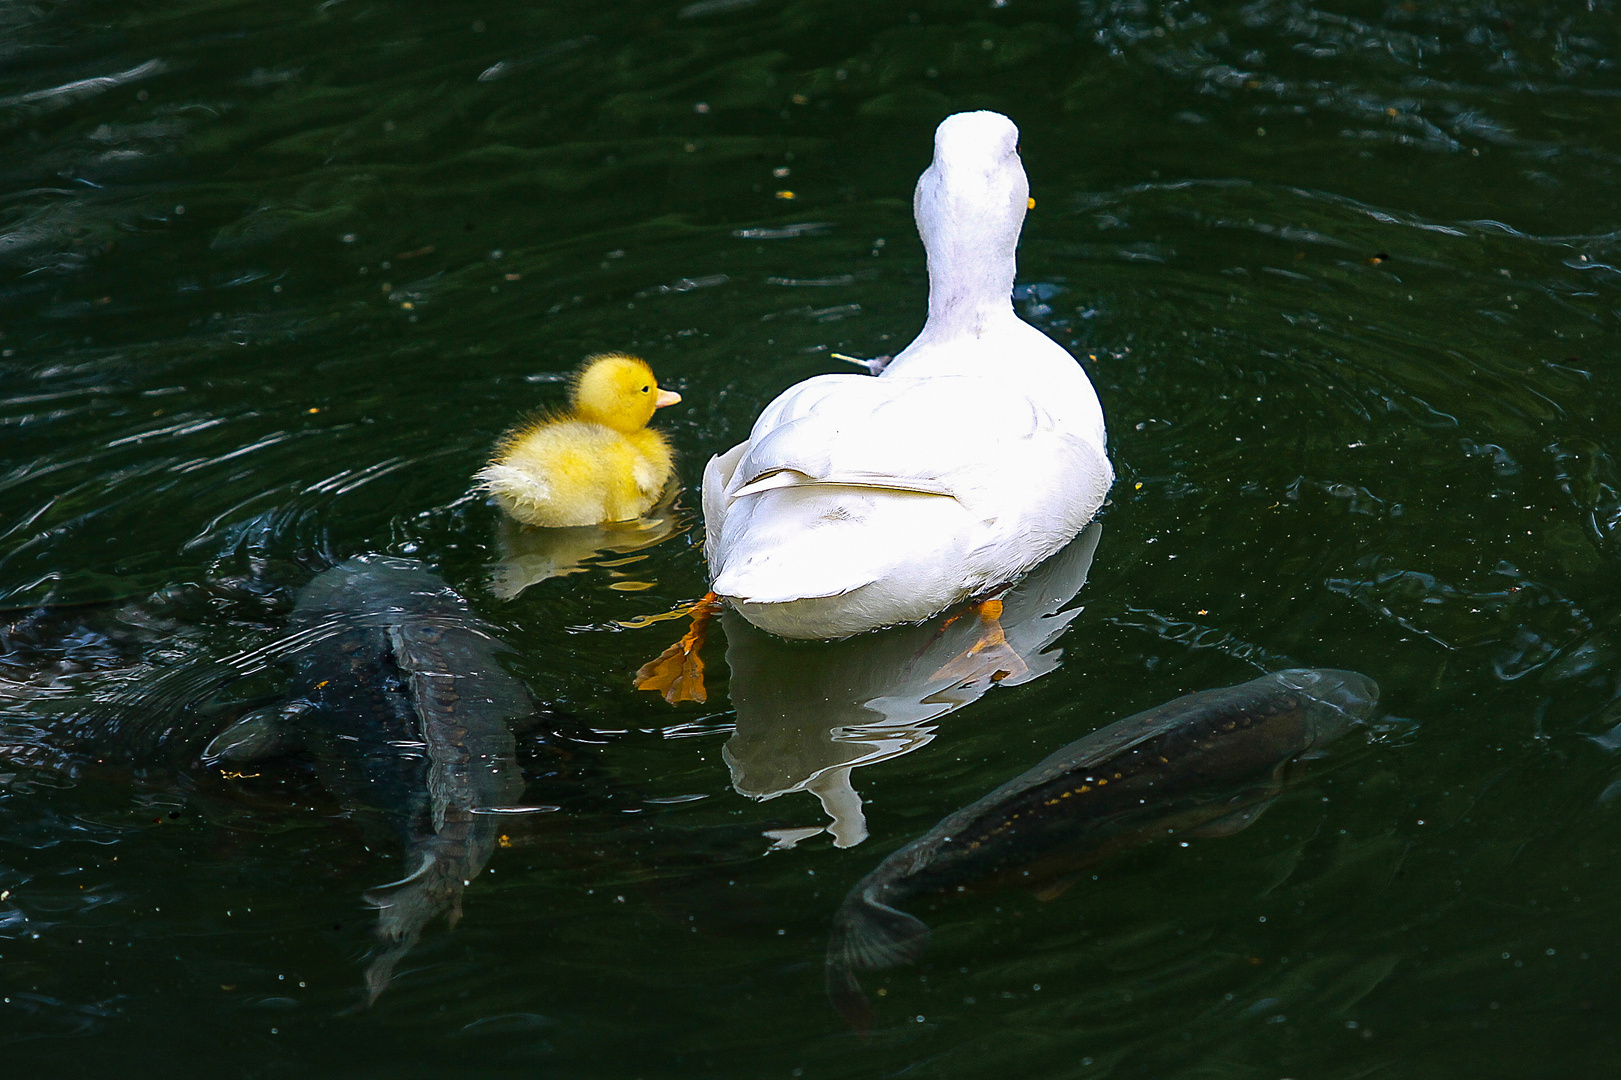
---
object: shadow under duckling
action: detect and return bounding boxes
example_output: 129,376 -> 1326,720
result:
475,353 -> 682,527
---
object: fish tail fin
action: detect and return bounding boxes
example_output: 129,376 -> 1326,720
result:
363,926 -> 421,1007
824,888 -> 931,1032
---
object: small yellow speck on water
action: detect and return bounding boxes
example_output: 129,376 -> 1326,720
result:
315,680 -> 329,689
505,272 -> 521,281
401,301 -> 414,310
791,94 -> 807,105
308,407 -> 320,414
1,890 -> 9,901
1027,197 -> 1035,209
1387,107 -> 1398,116
1197,609 -> 1208,616
775,190 -> 795,200
876,989 -> 887,997
609,581 -> 657,592
1088,353 -> 1097,360
498,834 -> 512,848
1134,482 -> 1144,490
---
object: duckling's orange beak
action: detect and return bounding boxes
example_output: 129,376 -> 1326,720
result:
654,389 -> 682,409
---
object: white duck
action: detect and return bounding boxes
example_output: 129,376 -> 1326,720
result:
700,110 -> 1111,641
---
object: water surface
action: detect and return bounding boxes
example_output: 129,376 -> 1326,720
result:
4,0 -> 1621,1076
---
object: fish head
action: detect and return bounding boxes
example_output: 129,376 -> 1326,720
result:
1271,668 -> 1380,752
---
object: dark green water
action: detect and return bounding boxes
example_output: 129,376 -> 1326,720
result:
4,0 -> 1621,1075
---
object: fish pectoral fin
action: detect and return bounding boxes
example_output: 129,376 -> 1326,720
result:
1182,798 -> 1275,839
828,890 -> 930,973
824,890 -> 929,1034
201,704 -> 297,765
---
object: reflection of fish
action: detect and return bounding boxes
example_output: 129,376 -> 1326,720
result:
723,524 -> 1101,848
203,556 -> 533,1001
825,668 -> 1379,1029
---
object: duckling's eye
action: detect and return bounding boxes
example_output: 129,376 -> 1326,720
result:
641,386 -> 650,393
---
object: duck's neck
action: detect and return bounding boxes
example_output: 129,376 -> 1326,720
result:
918,237 -> 1018,342
911,166 -> 1025,346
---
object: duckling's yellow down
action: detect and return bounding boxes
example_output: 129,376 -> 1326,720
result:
475,353 -> 681,527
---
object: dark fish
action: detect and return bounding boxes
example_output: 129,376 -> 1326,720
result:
824,668 -> 1379,1029
202,555 -> 534,1001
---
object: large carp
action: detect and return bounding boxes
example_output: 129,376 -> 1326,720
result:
202,555 -> 533,1000
824,667 -> 1379,1028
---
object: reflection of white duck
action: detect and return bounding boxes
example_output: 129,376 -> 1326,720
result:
722,524 -> 1101,849
702,110 -> 1112,641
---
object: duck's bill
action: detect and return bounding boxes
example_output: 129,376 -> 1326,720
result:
655,389 -> 682,408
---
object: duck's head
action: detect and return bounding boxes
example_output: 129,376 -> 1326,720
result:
913,112 -> 1028,321
570,352 -> 681,432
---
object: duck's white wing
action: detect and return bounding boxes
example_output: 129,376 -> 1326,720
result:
726,374 -> 1050,501
706,373 -> 1110,611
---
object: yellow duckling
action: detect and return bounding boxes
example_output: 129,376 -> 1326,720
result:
475,353 -> 682,527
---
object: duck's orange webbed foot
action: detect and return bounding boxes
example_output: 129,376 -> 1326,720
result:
633,592 -> 721,704
929,596 -> 1029,685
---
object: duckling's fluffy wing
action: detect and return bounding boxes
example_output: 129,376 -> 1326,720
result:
706,373 -> 1110,613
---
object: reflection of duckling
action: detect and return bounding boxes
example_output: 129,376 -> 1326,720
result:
475,353 -> 682,527
487,484 -> 685,601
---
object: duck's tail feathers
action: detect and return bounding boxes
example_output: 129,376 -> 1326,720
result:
474,463 -> 551,506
